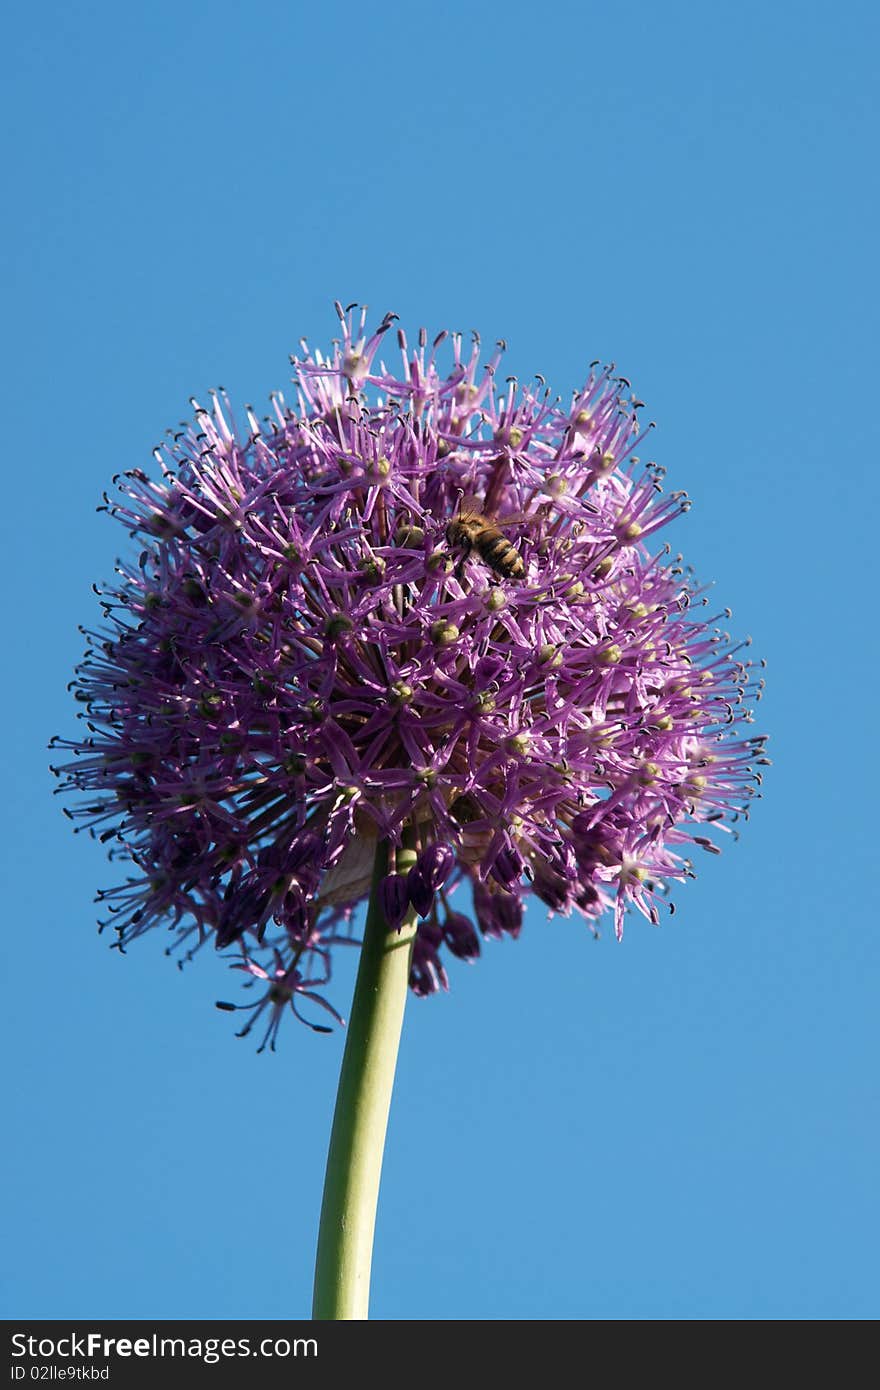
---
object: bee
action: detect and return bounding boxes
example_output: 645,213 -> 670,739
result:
446,496 -> 526,581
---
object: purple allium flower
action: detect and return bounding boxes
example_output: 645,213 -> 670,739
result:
52,303 -> 766,1047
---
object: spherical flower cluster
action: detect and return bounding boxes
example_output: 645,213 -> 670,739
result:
52,304 -> 766,1047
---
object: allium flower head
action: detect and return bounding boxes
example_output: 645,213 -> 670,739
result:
53,303 -> 766,1047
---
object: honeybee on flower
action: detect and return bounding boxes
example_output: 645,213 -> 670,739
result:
52,303 -> 766,1048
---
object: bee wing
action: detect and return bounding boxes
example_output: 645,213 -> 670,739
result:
457,493 -> 486,517
456,495 -> 548,527
500,496 -> 560,525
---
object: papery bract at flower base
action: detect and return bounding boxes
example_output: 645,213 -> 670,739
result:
52,303 -> 766,1047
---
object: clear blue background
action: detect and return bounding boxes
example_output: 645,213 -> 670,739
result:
3,0 -> 877,1321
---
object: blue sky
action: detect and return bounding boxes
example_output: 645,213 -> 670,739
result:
3,0 -> 878,1321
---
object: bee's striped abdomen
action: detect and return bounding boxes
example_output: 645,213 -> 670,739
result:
447,506 -> 525,581
477,530 -> 525,579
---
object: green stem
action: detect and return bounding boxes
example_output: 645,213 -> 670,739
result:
312,837 -> 418,1320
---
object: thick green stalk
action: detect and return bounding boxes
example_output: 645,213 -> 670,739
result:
312,839 -> 418,1320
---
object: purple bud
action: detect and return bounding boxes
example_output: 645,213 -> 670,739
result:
496,894 -> 523,938
409,929 -> 449,996
417,918 -> 443,950
378,873 -> 411,930
286,831 -> 323,874
256,834 -> 315,872
489,844 -> 523,889
532,846 -> 576,911
406,865 -> 435,918
576,883 -> 601,915
442,911 -> 481,961
406,843 -> 455,918
278,884 -> 308,940
570,816 -> 620,874
473,879 -> 523,939
215,874 -> 271,948
418,843 -> 455,890
533,873 -> 572,912
215,916 -> 247,950
409,958 -> 449,996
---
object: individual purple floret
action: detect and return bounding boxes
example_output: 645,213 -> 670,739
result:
52,303 -> 767,1047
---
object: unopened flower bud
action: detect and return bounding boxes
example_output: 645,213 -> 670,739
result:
489,845 -> 524,889
442,911 -> 481,961
379,873 -> 411,931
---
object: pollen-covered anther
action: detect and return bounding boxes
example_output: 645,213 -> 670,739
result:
620,861 -> 648,886
197,692 -> 223,718
430,620 -> 459,646
390,681 -> 414,707
396,523 -> 425,548
325,613 -> 355,639
454,382 -> 480,405
182,577 -> 209,604
366,455 -> 391,479
343,350 -> 363,379
426,548 -> 449,572
592,556 -> 614,580
359,555 -> 386,580
683,774 -> 708,795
